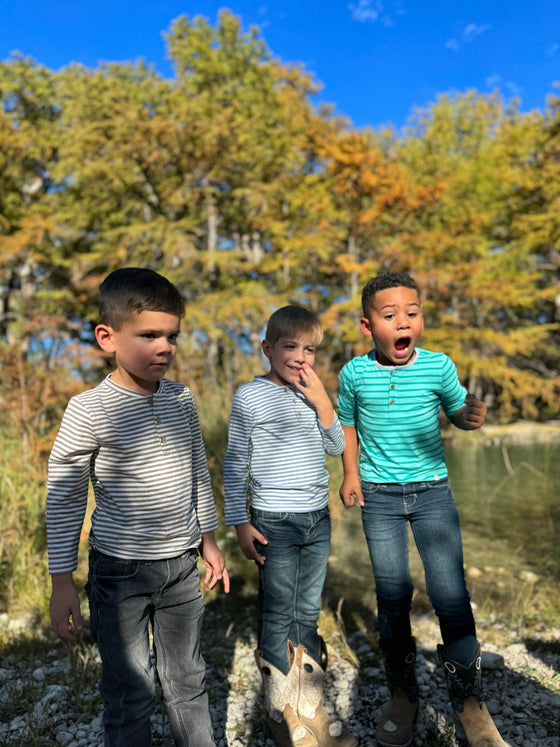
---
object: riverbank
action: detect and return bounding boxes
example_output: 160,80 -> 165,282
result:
442,419 -> 560,446
1,600 -> 559,746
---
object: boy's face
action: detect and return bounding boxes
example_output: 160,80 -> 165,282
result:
95,310 -> 181,394
261,333 -> 317,387
360,285 -> 423,366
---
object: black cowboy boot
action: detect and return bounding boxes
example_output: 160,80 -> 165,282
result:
377,637 -> 419,747
437,643 -> 506,746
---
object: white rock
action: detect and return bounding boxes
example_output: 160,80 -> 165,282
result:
55,731 -> 73,744
33,667 -> 46,682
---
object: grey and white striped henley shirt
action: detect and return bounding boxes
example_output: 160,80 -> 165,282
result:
223,376 -> 345,525
46,376 -> 219,574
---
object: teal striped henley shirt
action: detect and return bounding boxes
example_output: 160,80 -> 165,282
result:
337,348 -> 467,484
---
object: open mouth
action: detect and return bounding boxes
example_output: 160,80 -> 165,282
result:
394,337 -> 411,353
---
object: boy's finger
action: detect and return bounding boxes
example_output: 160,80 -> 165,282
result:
222,568 -> 231,593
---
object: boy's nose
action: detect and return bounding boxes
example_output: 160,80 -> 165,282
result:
159,339 -> 174,355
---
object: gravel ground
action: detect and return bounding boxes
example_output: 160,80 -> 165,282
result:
1,606 -> 559,747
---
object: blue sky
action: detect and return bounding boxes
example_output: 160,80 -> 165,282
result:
1,0 -> 559,130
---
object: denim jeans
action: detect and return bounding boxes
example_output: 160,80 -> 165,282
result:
86,548 -> 215,747
252,506 -> 331,674
360,478 -> 476,658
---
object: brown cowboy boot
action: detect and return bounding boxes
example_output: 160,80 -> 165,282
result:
255,649 -> 316,747
284,639 -> 357,747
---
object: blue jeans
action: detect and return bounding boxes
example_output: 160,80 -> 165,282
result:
252,506 -> 331,674
86,548 -> 215,747
360,478 -> 476,658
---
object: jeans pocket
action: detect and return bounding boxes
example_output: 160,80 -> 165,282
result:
361,480 -> 383,496
251,509 -> 289,527
421,477 -> 451,493
89,549 -> 140,581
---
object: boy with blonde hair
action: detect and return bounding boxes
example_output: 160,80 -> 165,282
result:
224,305 -> 356,747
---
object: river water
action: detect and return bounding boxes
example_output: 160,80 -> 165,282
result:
326,442 -> 560,627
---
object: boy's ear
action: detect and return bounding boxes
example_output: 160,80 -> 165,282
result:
95,324 -> 116,353
261,339 -> 272,360
360,316 -> 372,337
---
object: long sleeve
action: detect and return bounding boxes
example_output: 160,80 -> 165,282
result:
223,389 -> 254,526
46,398 -> 96,573
184,392 -> 220,533
318,414 -> 345,457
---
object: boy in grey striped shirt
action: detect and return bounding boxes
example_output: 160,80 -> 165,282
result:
224,305 -> 356,747
47,267 -> 229,747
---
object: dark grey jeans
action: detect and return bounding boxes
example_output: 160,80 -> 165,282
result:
86,547 -> 215,747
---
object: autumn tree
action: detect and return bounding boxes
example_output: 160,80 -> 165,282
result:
393,91 -> 559,417
164,11 -> 347,390
0,56 -> 84,457
0,20 -> 558,425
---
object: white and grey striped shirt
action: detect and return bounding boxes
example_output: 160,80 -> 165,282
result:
47,376 -> 219,574
223,376 -> 345,525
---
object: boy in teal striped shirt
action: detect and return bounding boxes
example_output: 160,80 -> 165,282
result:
338,271 -> 505,747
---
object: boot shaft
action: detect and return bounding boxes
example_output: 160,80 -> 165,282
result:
437,644 -> 507,746
437,643 -> 483,713
286,640 -> 357,747
380,637 -> 419,703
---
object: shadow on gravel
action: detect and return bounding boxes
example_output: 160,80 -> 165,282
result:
523,637 -> 560,672
319,560 -> 560,747
202,570 -> 266,745
1,587 -> 559,745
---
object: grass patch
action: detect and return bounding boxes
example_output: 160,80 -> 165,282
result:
0,628 -> 103,747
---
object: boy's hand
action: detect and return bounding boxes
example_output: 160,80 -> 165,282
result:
200,532 -> 230,593
463,393 -> 487,428
451,393 -> 487,430
50,573 -> 83,642
339,476 -> 364,507
294,363 -> 335,428
235,522 -> 267,565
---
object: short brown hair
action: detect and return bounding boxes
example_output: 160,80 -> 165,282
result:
99,267 -> 185,330
265,306 -> 323,347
